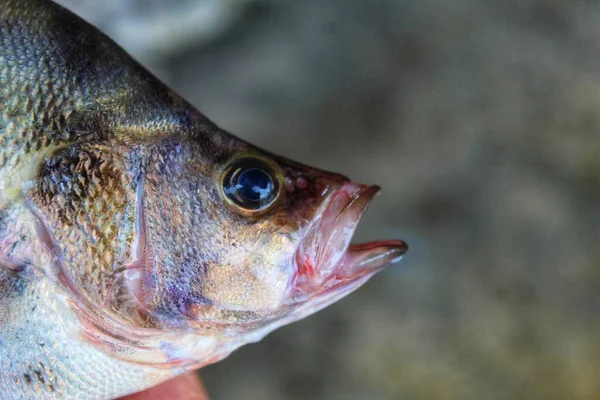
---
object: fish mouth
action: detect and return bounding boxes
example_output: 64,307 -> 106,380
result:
292,182 -> 407,297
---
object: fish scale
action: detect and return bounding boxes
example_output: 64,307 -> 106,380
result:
0,1 -> 209,397
0,267 -> 178,399
0,2 -> 81,208
35,144 -> 137,303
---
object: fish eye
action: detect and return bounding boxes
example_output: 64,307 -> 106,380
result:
222,156 -> 281,213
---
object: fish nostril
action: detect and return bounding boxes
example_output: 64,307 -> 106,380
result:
285,177 -> 296,193
284,176 -> 309,193
295,176 -> 308,190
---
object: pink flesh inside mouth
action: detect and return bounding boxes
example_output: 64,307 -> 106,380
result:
293,182 -> 408,296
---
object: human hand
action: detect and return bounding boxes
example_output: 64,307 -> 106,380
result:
119,372 -> 209,400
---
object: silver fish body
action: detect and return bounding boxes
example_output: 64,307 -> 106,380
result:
0,0 -> 407,399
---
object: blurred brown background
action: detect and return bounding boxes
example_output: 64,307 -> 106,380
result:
55,1 -> 600,399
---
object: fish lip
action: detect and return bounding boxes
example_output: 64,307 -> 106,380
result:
291,182 -> 407,298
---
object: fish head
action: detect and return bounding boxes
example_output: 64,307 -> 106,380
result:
28,124 -> 406,363
131,131 -> 407,335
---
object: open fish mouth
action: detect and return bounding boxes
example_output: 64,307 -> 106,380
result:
292,182 -> 408,297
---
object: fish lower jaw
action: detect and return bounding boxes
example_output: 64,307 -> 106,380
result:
291,181 -> 407,295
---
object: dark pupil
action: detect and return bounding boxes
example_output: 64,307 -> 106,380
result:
223,157 -> 280,211
236,168 -> 273,202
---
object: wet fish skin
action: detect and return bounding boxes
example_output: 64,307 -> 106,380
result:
0,0 -> 406,399
0,1 -> 213,397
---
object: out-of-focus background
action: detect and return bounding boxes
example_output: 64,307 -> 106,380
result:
55,1 -> 600,399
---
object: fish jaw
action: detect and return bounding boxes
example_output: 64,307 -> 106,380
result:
292,182 -> 407,299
